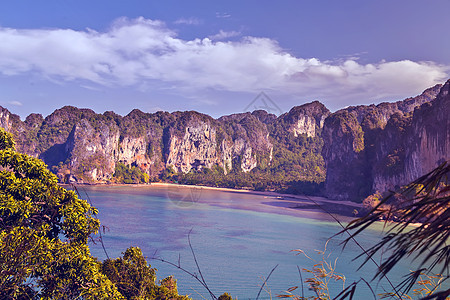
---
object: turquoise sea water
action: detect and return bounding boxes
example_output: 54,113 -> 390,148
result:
77,185 -> 447,299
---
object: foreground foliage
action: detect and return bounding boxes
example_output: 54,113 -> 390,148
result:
102,247 -> 189,300
343,161 -> 450,299
0,128 -> 119,298
0,128 -> 188,299
279,248 -> 447,300
276,162 -> 449,300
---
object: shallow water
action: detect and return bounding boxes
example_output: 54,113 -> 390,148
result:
76,185 -> 447,299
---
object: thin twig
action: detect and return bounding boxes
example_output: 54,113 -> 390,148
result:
151,230 -> 217,300
256,264 -> 278,300
188,229 -> 208,291
190,287 -> 209,300
72,184 -> 110,260
187,229 -> 216,299
297,265 -> 304,299
360,277 -> 377,300
258,276 -> 272,300
151,255 -> 217,299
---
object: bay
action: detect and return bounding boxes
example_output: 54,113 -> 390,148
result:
75,185 -> 441,299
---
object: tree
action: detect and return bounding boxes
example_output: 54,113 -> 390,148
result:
0,128 -> 190,299
343,161 -> 450,299
0,128 -> 122,298
101,247 -> 189,300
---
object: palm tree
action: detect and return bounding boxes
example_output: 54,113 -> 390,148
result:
343,161 -> 449,299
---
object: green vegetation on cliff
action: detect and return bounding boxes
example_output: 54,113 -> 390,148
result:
0,81 -> 447,203
114,162 -> 150,184
175,130 -> 325,196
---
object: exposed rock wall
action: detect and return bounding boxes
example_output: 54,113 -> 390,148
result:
0,81 -> 447,201
373,81 -> 450,192
218,112 -> 273,173
117,136 -> 151,171
407,82 -> 449,176
322,110 -> 367,200
322,82 -> 447,201
0,107 -> 13,132
0,106 -> 275,183
166,122 -> 219,173
279,101 -> 330,138
64,119 -> 120,183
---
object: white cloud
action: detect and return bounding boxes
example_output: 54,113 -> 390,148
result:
215,12 -> 231,18
0,17 -> 448,108
209,30 -> 240,40
8,101 -> 22,106
174,17 -> 202,25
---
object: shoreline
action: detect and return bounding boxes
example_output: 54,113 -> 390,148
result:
67,182 -> 422,229
64,181 -> 363,219
151,182 -> 362,208
66,181 -> 361,207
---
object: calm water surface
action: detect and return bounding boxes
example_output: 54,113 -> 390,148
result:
75,185 -> 445,299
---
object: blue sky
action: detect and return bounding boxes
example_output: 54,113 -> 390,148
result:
0,0 -> 449,119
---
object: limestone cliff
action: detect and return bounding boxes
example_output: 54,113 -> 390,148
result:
322,110 -> 367,200
218,112 -> 273,173
407,81 -> 449,177
372,81 -> 450,192
0,107 -> 13,132
0,81 -> 447,201
117,136 -> 150,171
279,101 -> 330,138
0,106 -> 275,183
64,118 -> 120,183
322,83 -> 446,201
166,117 -> 219,173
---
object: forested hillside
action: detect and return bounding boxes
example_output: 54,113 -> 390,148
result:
0,80 -> 448,202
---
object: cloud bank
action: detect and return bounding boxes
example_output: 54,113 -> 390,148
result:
0,17 -> 448,106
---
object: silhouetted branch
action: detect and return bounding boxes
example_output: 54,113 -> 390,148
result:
72,184 -> 110,260
256,264 -> 278,300
360,277 -> 376,300
188,228 -> 210,295
341,161 -> 450,298
151,230 -> 218,300
297,265 -> 304,299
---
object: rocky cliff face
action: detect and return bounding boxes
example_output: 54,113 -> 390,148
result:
218,112 -> 274,173
0,81 -> 447,201
0,106 -> 275,183
372,81 -> 449,192
117,136 -> 150,170
322,110 -> 367,200
322,83 -> 447,201
279,101 -> 330,138
64,118 -> 120,182
407,82 -> 449,175
166,119 -> 219,173
0,107 -> 13,132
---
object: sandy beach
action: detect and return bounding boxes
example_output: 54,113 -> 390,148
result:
148,182 -> 363,218
65,181 -> 364,221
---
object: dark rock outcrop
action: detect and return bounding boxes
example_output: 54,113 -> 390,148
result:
322,82 -> 447,201
322,110 -> 367,200
372,81 -> 449,192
